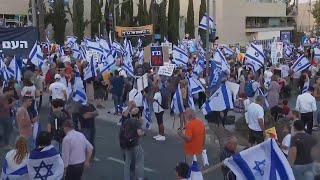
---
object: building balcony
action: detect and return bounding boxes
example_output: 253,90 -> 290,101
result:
245,16 -> 294,32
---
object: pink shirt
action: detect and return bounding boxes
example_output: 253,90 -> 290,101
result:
62,130 -> 93,167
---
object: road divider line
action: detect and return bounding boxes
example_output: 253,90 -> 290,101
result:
107,157 -> 155,172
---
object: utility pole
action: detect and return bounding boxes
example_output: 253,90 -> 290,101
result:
31,0 -> 37,27
205,0 -> 210,77
38,0 -> 46,42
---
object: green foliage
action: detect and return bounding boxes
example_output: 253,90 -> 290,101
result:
104,0 -> 111,33
52,0 -> 67,45
158,0 -> 168,40
312,1 -> 320,28
120,0 -> 133,26
143,0 -> 148,25
91,0 -> 103,38
73,0 -> 85,42
185,0 -> 195,38
137,0 -> 144,25
198,0 -> 206,47
168,0 -> 180,45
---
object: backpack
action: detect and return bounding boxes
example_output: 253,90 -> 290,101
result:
119,118 -> 138,150
245,81 -> 255,97
50,110 -> 69,143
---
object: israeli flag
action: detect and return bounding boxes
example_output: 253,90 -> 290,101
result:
137,38 -> 143,50
314,47 -> 320,59
164,37 -> 170,44
83,56 -> 97,81
85,38 -> 103,54
302,78 -> 310,94
99,38 -> 112,55
80,45 -> 87,60
224,138 -> 295,180
143,97 -> 152,129
122,59 -> 134,77
1,151 -> 28,179
193,55 -> 205,78
0,57 -> 9,82
213,48 -> 230,72
245,43 -> 265,72
171,84 -> 185,114
291,55 -> 311,73
124,38 -> 133,57
29,42 -> 44,67
284,45 -> 293,57
27,145 -> 64,180
223,46 -> 235,56
72,43 -> 84,60
209,61 -> 225,90
197,35 -> 203,47
138,49 -> 144,65
257,87 -> 269,108
7,56 -> 22,82
98,53 -> 115,74
201,83 -> 233,115
112,41 -> 125,56
57,45 -> 65,57
199,13 -> 216,31
298,45 -> 304,52
173,45 -> 189,67
188,86 -> 196,111
46,37 -> 51,53
66,36 -> 78,47
73,65 -> 87,105
187,76 -> 205,95
188,156 -> 204,180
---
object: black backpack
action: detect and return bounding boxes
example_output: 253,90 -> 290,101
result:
119,118 -> 138,150
51,110 -> 69,143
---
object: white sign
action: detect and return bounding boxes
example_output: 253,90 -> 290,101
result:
2,41 -> 28,49
276,42 -> 283,58
137,73 -> 148,92
86,50 -> 100,62
161,43 -> 173,54
158,64 -> 175,76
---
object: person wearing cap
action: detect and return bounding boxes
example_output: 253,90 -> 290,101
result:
247,95 -> 265,146
49,74 -> 67,103
62,120 -> 93,180
175,162 -> 190,180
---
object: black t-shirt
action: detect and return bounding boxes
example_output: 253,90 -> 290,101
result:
290,133 -> 317,165
79,104 -> 96,128
110,76 -> 125,96
123,117 -> 142,144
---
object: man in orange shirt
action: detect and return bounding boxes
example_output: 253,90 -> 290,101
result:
177,108 -> 206,169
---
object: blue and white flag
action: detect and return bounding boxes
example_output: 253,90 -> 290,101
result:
80,45 -> 87,60
85,38 -> 103,54
209,61 -> 225,90
291,55 -> 311,73
245,43 -> 265,72
223,46 -> 235,56
46,37 -> 51,53
302,78 -> 310,94
224,138 -> 295,180
112,41 -> 125,57
257,87 -> 269,108
173,45 -> 189,67
73,65 -> 87,105
7,56 -> 22,82
99,38 -> 112,55
171,84 -> 185,114
0,57 -> 9,82
298,45 -> 304,52
199,13 -> 216,31
137,38 -> 143,50
138,49 -> 144,65
193,55 -> 205,78
188,156 -> 204,180
164,37 -> 170,44
83,56 -> 97,81
66,36 -> 78,47
98,53 -> 115,74
29,42 -> 44,67
201,83 -> 233,115
57,45 -> 65,57
213,48 -> 230,72
143,97 -> 152,129
1,152 -> 28,180
122,59 -> 134,77
72,43 -> 84,60
284,45 -> 293,57
27,145 -> 64,180
124,38 -> 133,57
314,47 -> 320,59
188,87 -> 196,111
187,76 -> 205,95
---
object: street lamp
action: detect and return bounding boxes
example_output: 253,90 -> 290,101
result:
113,0 -> 130,38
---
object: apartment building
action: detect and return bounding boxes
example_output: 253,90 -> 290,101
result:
0,0 -> 29,27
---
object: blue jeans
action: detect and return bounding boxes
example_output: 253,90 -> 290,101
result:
81,128 -> 96,158
293,163 -> 314,180
124,145 -> 144,180
27,136 -> 35,151
113,94 -> 123,114
317,101 -> 320,124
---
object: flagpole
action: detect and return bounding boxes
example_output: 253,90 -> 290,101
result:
205,0 -> 210,78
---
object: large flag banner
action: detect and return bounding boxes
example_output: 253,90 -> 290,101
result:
173,45 -> 188,67
245,43 -> 265,72
213,48 -> 230,72
224,138 -> 295,180
115,24 -> 154,37
28,145 -> 64,180
209,61 -> 224,90
199,13 -> 216,30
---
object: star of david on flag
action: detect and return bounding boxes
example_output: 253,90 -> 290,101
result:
223,138 -> 295,180
245,43 -> 265,72
291,55 -> 310,73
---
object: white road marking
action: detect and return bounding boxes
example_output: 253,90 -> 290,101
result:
107,157 -> 156,172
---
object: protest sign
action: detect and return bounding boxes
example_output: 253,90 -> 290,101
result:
137,73 -> 148,92
158,64 -> 175,76
150,46 -> 164,66
161,42 -> 172,54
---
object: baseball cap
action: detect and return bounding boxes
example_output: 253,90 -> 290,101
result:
54,74 -> 61,79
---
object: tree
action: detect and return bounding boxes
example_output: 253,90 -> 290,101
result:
168,0 -> 179,44
91,0 -> 103,38
185,0 -> 195,38
52,0 -> 67,44
73,0 -> 85,42
198,0 -> 206,47
158,0 -> 168,39
120,0 -> 133,26
104,0 -> 110,33
137,0 -> 144,26
313,1 -> 320,28
143,0 -> 148,25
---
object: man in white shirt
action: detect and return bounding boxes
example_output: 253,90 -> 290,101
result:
128,84 -> 143,116
295,87 -> 317,134
247,95 -> 265,146
49,74 -> 67,103
280,63 -> 290,82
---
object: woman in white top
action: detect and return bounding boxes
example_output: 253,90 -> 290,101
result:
152,85 -> 165,141
1,136 -> 29,179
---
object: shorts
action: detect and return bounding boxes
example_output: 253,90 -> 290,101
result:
155,111 -> 164,125
248,129 -> 264,144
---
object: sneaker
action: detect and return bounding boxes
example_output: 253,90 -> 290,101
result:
93,157 -> 100,162
155,135 -> 166,141
117,122 -> 122,126
153,135 -> 161,139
